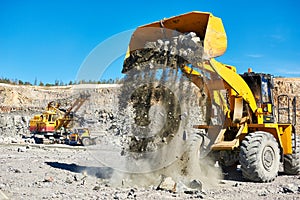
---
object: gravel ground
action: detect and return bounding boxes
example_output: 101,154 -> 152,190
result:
0,143 -> 300,200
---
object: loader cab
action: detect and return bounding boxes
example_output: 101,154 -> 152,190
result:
241,71 -> 275,123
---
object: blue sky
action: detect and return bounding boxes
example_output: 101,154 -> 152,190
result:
0,0 -> 299,84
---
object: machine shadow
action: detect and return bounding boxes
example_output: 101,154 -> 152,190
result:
221,166 -> 244,182
222,167 -> 289,182
45,162 -> 114,179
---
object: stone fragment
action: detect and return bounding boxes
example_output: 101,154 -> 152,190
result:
44,176 -> 54,182
157,176 -> 176,192
189,179 -> 202,190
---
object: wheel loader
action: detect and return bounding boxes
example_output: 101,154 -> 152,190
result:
66,127 -> 93,146
121,11 -> 300,182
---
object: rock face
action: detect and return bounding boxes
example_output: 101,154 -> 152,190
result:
0,83 -> 120,140
0,115 -> 30,136
273,78 -> 300,133
0,77 -> 299,138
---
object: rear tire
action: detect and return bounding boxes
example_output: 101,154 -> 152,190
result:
239,132 -> 280,182
283,134 -> 300,175
217,150 -> 239,167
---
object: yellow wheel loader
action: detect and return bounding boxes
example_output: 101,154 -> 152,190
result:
67,128 -> 94,146
121,11 -> 299,182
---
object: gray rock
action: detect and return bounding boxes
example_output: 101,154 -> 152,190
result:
93,185 -> 100,191
17,147 -> 27,152
175,181 -> 189,193
65,177 -> 73,184
0,183 -> 5,189
157,176 -> 176,192
189,179 -> 202,191
14,168 -> 22,173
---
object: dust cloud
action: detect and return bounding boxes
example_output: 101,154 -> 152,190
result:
107,31 -> 223,190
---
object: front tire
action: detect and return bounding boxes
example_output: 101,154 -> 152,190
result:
82,137 -> 91,146
239,132 -> 280,182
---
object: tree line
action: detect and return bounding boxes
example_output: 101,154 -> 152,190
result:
0,77 -> 123,86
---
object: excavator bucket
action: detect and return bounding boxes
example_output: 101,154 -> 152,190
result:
125,11 -> 227,60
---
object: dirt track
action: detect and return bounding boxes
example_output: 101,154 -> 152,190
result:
0,144 -> 300,200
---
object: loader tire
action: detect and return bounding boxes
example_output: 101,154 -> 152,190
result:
82,137 -> 91,146
283,134 -> 300,175
218,150 -> 239,167
239,132 -> 280,182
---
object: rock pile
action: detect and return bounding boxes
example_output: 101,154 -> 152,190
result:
123,31 -> 204,73
0,115 -> 32,143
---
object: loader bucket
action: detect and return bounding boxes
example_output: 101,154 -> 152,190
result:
125,11 -> 227,60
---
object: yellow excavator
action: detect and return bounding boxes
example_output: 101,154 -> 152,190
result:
29,93 -> 91,144
122,11 -> 299,182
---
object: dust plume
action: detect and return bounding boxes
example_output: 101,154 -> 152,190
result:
107,30 -> 223,190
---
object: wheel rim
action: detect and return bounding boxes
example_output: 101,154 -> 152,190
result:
82,138 -> 89,146
262,146 -> 275,171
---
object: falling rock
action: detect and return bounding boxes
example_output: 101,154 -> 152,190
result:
189,179 -> 202,191
156,39 -> 164,49
157,176 -> 176,192
186,32 -> 197,38
188,37 -> 201,48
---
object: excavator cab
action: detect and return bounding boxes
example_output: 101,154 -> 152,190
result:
241,71 -> 275,123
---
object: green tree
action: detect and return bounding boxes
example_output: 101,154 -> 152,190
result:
55,80 -> 59,86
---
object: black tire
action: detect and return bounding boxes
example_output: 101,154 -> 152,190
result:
239,132 -> 280,182
283,134 -> 300,175
218,150 -> 239,167
34,137 -> 43,144
82,137 -> 91,146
